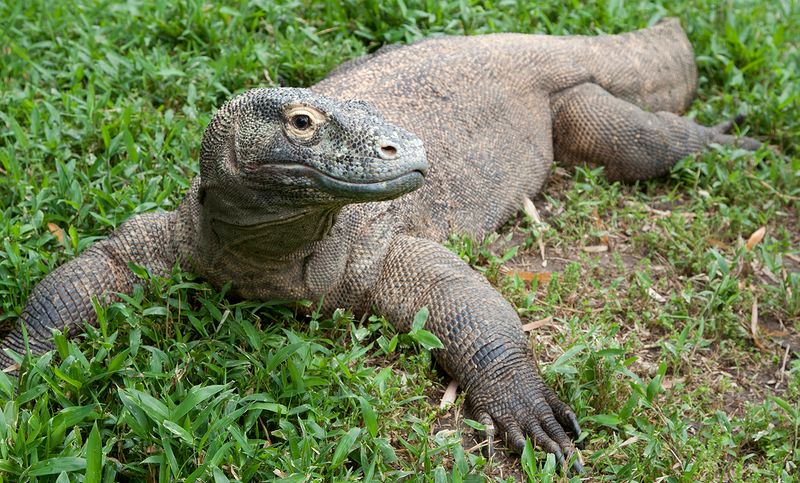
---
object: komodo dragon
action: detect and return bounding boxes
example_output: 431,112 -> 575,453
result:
0,19 -> 759,471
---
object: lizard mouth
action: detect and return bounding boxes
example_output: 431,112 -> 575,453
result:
314,169 -> 427,199
259,163 -> 428,200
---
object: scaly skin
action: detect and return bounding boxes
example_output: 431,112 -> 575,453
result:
1,19 -> 760,471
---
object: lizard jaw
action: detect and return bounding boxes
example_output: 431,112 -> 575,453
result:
257,163 -> 428,202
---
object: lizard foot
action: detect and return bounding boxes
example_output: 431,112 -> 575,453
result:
469,370 -> 584,474
712,116 -> 761,150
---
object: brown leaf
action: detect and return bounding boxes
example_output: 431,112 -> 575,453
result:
582,244 -> 608,253
624,200 -> 671,218
746,226 -> 766,251
763,329 -> 789,338
521,316 -> 556,332
707,238 -> 730,250
501,267 -> 551,283
591,206 -> 602,228
47,222 -> 66,245
440,380 -> 458,409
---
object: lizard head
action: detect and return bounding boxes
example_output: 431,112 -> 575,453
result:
198,88 -> 428,209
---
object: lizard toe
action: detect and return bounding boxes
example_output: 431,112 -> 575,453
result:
474,409 -> 496,458
543,384 -> 583,441
504,422 -> 528,454
523,418 -> 565,464
710,116 -> 761,151
538,411 -> 584,474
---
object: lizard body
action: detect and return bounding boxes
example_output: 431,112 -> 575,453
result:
1,19 -> 759,470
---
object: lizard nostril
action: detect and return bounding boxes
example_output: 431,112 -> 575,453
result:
380,145 -> 398,158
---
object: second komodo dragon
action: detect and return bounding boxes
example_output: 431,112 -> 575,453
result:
1,19 -> 759,471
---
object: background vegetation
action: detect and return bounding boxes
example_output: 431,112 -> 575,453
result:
0,0 -> 798,481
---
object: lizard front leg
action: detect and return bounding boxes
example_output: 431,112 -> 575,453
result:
0,211 -> 177,370
371,235 -> 583,472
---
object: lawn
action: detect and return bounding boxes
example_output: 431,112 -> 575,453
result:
0,0 -> 798,481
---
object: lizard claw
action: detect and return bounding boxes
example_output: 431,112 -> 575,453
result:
467,369 -> 585,475
567,412 -> 583,441
571,456 -> 586,475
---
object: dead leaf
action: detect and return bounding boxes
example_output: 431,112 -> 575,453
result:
582,244 -> 608,253
778,344 -> 791,385
753,177 -> 800,201
650,208 -> 672,217
750,296 -> 763,349
523,197 -> 547,264
2,363 -> 19,373
273,469 -> 286,478
47,222 -> 66,244
707,238 -> 730,250
522,197 -> 541,223
746,226 -> 766,250
440,380 -> 458,409
763,329 -> 789,338
648,288 -> 667,303
591,206 -> 602,228
758,264 -> 782,285
618,436 -> 640,448
501,267 -> 552,284
624,201 -> 671,218
521,316 -> 555,332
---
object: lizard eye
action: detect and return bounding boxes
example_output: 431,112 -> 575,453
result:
290,114 -> 312,130
284,104 -> 326,140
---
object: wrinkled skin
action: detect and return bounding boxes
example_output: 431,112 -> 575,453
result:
1,20 -> 760,473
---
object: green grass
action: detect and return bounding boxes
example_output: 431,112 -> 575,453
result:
1,0 -> 798,481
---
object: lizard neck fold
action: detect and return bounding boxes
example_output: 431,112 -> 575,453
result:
199,186 -> 341,265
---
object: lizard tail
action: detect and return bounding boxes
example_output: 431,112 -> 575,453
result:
0,327 -> 47,374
